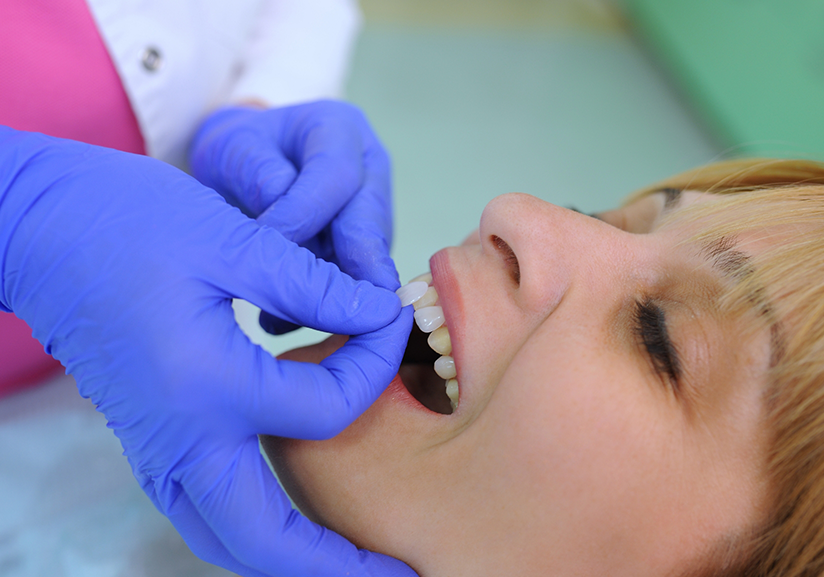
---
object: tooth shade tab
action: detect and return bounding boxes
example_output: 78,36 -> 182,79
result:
414,306 -> 445,333
413,286 -> 439,310
427,326 -> 452,356
396,281 -> 429,307
434,356 -> 456,380
409,272 -> 433,285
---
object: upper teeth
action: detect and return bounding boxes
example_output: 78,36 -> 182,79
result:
427,326 -> 451,355
413,306 -> 444,333
396,273 -> 460,410
413,286 -> 439,309
396,281 -> 428,307
434,356 -> 456,379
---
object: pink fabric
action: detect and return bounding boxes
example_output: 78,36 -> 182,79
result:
0,0 -> 146,151
0,0 -> 147,397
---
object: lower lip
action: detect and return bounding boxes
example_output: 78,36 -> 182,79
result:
387,366 -> 467,422
383,372 -> 444,415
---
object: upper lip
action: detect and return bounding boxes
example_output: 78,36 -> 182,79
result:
430,248 -> 467,412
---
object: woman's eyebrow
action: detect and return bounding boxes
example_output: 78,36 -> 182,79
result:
703,236 -> 754,283
701,236 -> 783,366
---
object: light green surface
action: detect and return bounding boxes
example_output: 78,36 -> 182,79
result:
244,24 -> 721,355
624,0 -> 824,159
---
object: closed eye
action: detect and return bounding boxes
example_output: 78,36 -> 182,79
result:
634,299 -> 682,393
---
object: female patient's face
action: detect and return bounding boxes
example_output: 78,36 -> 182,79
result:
265,191 -> 773,577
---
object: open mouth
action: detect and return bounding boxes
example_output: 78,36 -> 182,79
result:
400,324 -> 453,414
396,273 -> 460,415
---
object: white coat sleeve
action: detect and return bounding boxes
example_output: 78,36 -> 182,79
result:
85,0 -> 361,168
228,0 -> 363,106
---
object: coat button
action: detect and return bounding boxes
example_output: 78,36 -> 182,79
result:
141,47 -> 163,72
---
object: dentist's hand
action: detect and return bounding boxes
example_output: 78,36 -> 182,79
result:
0,127 -> 416,577
189,100 -> 395,335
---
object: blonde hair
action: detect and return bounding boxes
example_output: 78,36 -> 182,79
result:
633,159 -> 824,577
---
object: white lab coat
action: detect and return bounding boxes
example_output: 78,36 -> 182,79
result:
85,0 -> 361,169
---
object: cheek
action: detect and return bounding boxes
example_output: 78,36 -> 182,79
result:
488,343 -> 654,503
475,326 -> 697,567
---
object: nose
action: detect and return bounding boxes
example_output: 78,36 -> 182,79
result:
478,192 -> 632,315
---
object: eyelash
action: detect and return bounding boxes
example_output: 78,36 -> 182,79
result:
634,299 -> 681,392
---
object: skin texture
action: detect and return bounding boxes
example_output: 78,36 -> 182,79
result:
264,191 -> 773,577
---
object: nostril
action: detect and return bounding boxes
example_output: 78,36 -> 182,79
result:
491,235 -> 520,285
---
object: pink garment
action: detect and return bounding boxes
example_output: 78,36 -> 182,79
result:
0,0 -> 146,397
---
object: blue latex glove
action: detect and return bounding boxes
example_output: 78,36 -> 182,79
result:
189,100 -> 395,335
0,126 -> 416,577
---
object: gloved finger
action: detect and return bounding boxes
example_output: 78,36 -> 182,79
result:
314,308 -> 412,432
331,148 -> 397,290
131,463 -> 165,514
130,464 -> 271,576
190,107 -> 299,216
258,116 -> 365,243
230,150 -> 298,217
256,228 -> 338,337
214,219 -> 401,336
180,439 -> 420,577
214,305 -> 412,439
163,482 -> 273,577
177,439 -> 302,576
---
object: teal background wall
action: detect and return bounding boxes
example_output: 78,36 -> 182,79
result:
625,0 -> 824,160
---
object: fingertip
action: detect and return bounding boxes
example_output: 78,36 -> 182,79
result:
326,280 -> 402,338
